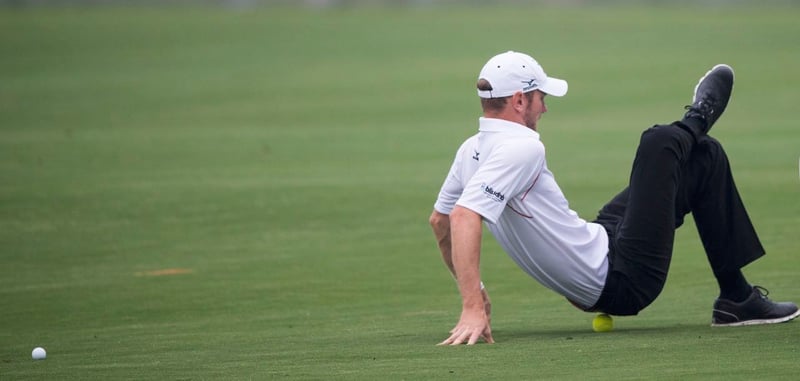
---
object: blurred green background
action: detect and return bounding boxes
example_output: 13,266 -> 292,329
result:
1,3 -> 799,380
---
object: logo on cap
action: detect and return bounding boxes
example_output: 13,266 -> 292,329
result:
521,79 -> 538,91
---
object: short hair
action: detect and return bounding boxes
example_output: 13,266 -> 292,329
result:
477,78 -> 534,113
477,78 -> 508,113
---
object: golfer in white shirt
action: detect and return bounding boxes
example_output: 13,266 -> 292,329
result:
430,51 -> 799,345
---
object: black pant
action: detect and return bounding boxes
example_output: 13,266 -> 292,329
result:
589,123 -> 764,316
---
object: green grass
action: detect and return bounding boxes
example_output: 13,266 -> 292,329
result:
1,5 -> 799,380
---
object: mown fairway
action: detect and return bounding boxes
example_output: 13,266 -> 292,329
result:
1,5 -> 799,380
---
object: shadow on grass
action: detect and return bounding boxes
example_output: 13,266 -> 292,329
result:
497,323 -> 711,343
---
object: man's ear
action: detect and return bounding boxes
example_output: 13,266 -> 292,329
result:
511,91 -> 526,113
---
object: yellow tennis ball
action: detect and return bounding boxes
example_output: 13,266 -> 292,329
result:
592,313 -> 613,332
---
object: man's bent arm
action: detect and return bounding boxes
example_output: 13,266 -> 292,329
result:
438,205 -> 494,345
449,206 -> 484,313
430,209 -> 492,321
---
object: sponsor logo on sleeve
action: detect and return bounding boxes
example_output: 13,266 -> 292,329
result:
480,183 -> 505,202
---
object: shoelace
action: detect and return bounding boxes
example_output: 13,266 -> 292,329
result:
753,285 -> 771,300
684,95 -> 717,118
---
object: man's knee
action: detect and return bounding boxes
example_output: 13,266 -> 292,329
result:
696,135 -> 727,161
637,124 -> 693,159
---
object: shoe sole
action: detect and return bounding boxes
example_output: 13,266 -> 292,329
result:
711,309 -> 800,327
692,64 -> 735,103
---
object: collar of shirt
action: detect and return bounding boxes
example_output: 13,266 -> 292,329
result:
478,117 -> 540,140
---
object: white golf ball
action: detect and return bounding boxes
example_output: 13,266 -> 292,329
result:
32,347 -> 46,360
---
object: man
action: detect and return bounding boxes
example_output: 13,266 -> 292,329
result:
429,51 -> 799,346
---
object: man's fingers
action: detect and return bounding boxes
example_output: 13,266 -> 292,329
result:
440,326 -> 493,346
438,327 -> 466,346
439,319 -> 494,346
467,326 -> 494,345
450,328 -> 471,346
484,328 -> 495,344
438,330 -> 458,346
467,330 -> 480,345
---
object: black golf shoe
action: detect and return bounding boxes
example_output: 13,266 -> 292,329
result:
712,286 -> 800,327
683,64 -> 735,134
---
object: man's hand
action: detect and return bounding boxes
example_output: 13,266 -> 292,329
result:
439,307 -> 494,346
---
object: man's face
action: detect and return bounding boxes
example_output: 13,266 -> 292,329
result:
523,90 -> 547,131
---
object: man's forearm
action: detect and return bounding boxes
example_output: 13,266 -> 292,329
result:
431,208 -> 492,326
429,210 -> 456,277
449,206 -> 484,311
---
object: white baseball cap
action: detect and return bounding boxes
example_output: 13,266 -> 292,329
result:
477,51 -> 568,98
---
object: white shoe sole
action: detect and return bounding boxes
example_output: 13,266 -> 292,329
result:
711,309 -> 800,327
